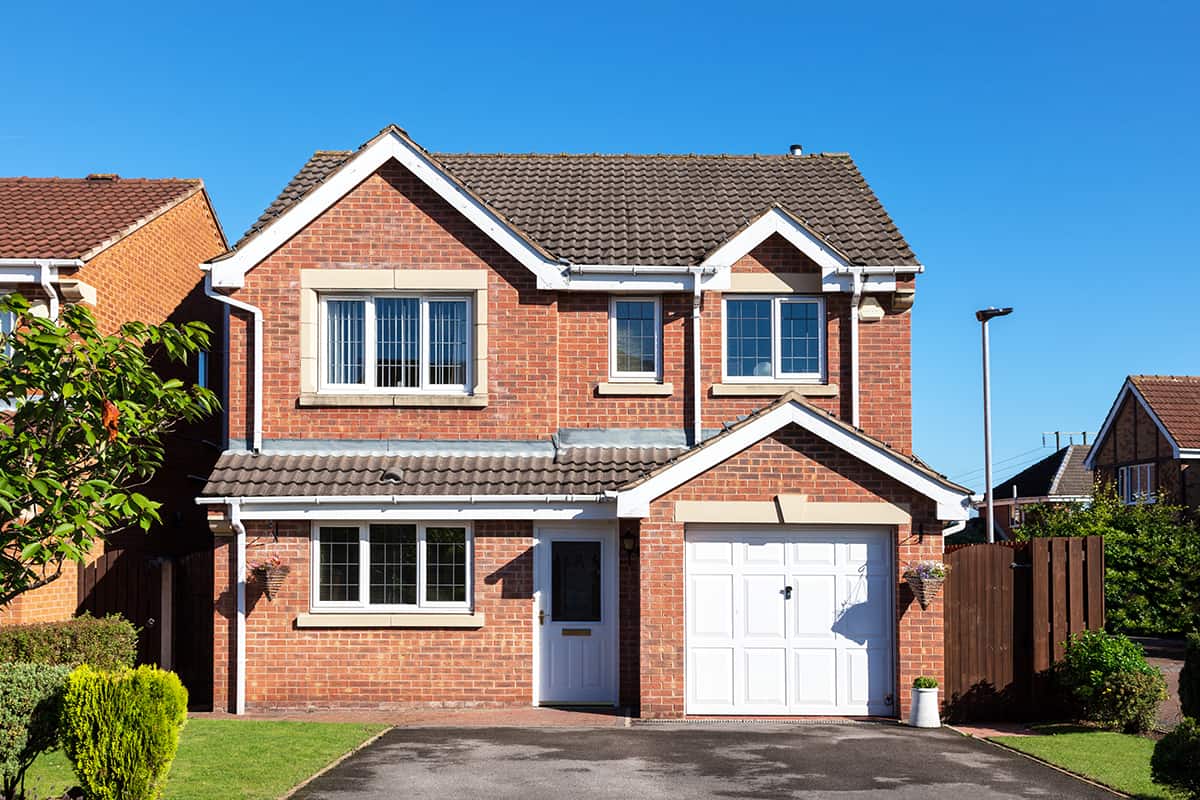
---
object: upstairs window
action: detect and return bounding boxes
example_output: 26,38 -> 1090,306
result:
609,297 -> 661,381
0,305 -> 13,359
321,295 -> 471,393
724,296 -> 824,382
1118,463 -> 1156,504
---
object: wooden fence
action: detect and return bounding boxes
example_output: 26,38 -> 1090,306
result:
943,536 -> 1105,721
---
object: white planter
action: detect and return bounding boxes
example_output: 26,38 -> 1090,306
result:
909,687 -> 941,728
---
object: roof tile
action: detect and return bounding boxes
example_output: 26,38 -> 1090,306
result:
1131,375 -> 1200,449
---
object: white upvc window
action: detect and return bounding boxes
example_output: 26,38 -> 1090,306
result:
1118,463 -> 1156,504
320,294 -> 472,393
0,305 -> 13,360
609,296 -> 662,381
722,295 -> 825,382
311,522 -> 472,612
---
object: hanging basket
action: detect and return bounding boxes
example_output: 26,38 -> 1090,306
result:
252,565 -> 290,600
905,574 -> 945,610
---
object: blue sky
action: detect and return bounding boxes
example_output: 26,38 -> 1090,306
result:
3,1 -> 1197,491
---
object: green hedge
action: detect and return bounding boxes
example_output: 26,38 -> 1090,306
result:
0,662 -> 70,800
1056,630 -> 1166,733
61,665 -> 188,800
1152,717 -> 1200,799
0,614 -> 137,671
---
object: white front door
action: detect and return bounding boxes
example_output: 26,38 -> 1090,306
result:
685,526 -> 894,715
535,527 -> 618,705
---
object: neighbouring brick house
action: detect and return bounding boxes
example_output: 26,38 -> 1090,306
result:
1086,375 -> 1200,509
980,444 -> 1093,534
200,126 -> 971,719
0,175 -> 226,701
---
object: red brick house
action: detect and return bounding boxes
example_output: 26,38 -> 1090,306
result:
0,174 -> 226,701
200,126 -> 971,719
1086,375 -> 1200,509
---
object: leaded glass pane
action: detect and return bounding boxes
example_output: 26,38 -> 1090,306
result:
369,524 -> 417,605
614,300 -> 657,374
425,527 -> 467,603
780,300 -> 820,375
725,299 -> 772,377
318,526 -> 360,602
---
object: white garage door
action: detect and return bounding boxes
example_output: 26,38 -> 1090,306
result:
685,526 -> 894,715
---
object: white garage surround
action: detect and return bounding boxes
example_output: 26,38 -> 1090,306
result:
685,526 -> 895,716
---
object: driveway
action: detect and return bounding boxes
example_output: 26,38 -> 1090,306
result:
1135,636 -> 1185,730
291,723 -> 1115,799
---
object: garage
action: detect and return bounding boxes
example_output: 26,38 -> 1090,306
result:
685,526 -> 894,716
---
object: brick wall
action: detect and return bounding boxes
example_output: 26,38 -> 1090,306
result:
1092,392 -> 1184,505
214,520 -> 534,711
635,423 -> 942,719
225,167 -> 915,451
0,561 -> 83,625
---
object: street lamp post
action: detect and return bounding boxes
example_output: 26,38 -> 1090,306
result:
976,306 -> 1013,544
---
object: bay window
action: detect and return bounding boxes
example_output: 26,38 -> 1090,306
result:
723,296 -> 824,382
321,294 -> 471,393
312,523 -> 471,611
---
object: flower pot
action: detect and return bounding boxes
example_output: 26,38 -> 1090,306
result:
909,687 -> 941,728
253,565 -> 290,600
906,575 -> 945,610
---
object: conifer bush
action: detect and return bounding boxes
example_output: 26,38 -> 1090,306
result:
1152,718 -> 1200,799
60,665 -> 187,800
1180,631 -> 1200,719
0,663 -> 70,800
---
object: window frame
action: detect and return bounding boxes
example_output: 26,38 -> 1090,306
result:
721,294 -> 826,384
318,293 -> 473,395
309,521 -> 474,613
1118,463 -> 1157,504
608,296 -> 662,382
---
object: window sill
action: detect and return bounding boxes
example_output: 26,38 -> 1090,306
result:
710,383 -> 838,398
295,612 -> 484,629
596,382 -> 674,397
298,393 -> 488,408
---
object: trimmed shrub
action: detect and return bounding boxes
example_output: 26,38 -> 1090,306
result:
0,663 -> 70,800
1057,630 -> 1166,732
0,614 -> 137,670
1181,632 -> 1200,719
61,665 -> 188,800
1152,718 -> 1200,799
912,676 -> 938,689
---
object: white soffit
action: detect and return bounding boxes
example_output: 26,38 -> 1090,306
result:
616,399 -> 971,521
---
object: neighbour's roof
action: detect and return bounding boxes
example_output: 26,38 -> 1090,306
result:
202,447 -> 683,498
237,136 -> 918,267
1130,375 -> 1200,450
991,445 -> 1093,501
0,176 -> 203,260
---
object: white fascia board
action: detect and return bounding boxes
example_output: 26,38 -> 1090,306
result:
235,501 -> 613,521
1085,380 -> 1182,467
206,131 -> 569,291
0,260 -> 79,284
1178,448 -> 1200,460
563,268 -> 730,293
703,209 -> 848,272
616,400 -> 971,521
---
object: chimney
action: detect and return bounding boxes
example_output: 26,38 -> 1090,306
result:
788,144 -> 803,156
85,173 -> 119,181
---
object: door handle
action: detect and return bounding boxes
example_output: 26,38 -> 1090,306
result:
538,609 -> 545,626
783,586 -> 793,600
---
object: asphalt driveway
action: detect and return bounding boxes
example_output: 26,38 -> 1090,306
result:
290,722 -> 1115,799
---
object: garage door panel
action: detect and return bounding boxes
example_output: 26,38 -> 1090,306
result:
744,648 -> 787,706
792,574 -> 837,639
743,575 -> 786,639
743,539 -> 786,566
690,648 -> 735,706
690,574 -> 734,639
686,527 -> 893,716
792,648 -> 837,707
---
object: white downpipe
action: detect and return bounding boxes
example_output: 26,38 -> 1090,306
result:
849,272 -> 863,428
691,270 -> 703,445
204,274 -> 263,452
229,500 -> 247,715
37,261 -> 60,320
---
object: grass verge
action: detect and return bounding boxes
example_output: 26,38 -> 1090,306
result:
991,724 -> 1174,799
21,719 -> 387,800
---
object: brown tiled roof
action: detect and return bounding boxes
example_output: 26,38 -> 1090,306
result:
0,176 -> 202,260
1131,375 -> 1200,449
236,142 -> 918,267
202,447 -> 682,498
992,445 -> 1093,500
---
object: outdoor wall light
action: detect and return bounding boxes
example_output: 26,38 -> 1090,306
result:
621,530 -> 638,554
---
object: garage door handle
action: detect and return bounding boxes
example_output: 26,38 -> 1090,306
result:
783,586 -> 793,600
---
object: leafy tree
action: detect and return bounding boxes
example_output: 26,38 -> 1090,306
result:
1015,484 -> 1200,634
0,293 -> 217,607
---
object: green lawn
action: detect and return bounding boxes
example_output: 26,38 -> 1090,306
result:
21,719 -> 387,800
991,725 -> 1175,800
